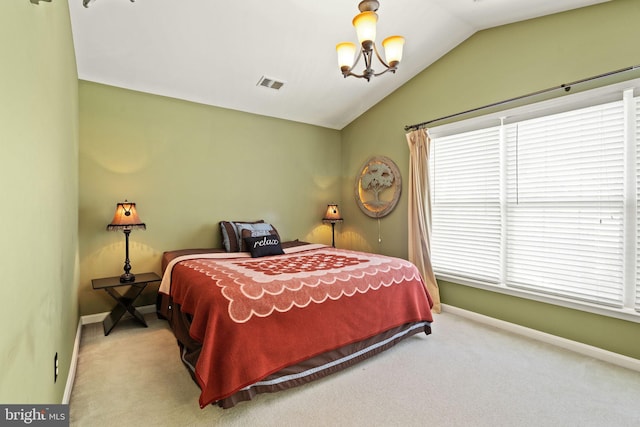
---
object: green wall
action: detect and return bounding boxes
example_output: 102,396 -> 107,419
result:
0,1 -> 79,403
78,82 -> 341,315
342,0 -> 640,359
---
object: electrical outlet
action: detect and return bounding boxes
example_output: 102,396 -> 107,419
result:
54,352 -> 58,383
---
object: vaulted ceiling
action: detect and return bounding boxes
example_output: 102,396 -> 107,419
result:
68,0 -> 608,130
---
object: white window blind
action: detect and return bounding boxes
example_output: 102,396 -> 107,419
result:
430,127 -> 501,283
429,86 -> 640,314
505,102 -> 625,306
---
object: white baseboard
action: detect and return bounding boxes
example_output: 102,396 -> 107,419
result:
441,304 -> 640,373
80,304 -> 157,325
62,320 -> 82,404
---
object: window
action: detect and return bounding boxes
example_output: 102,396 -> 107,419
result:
431,127 -> 501,284
429,81 -> 640,317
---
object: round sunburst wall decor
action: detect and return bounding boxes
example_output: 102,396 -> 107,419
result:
354,156 -> 402,218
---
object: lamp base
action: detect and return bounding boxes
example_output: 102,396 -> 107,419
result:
119,273 -> 136,283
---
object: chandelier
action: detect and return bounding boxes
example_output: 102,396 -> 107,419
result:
336,0 -> 405,82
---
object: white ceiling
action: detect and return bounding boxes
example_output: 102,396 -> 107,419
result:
68,0 -> 609,130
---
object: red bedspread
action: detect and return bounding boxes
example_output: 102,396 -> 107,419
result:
161,244 -> 433,408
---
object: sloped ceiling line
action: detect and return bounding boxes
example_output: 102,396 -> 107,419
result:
68,0 -> 609,130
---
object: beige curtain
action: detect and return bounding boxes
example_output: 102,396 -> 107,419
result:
406,128 -> 441,313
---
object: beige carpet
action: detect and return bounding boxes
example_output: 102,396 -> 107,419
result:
69,312 -> 640,427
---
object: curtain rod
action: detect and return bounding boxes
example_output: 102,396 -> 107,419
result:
404,65 -> 640,133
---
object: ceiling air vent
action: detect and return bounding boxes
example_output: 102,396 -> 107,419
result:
257,76 -> 285,90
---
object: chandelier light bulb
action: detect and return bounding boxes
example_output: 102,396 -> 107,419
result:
353,11 -> 378,47
382,35 -> 405,67
336,42 -> 357,70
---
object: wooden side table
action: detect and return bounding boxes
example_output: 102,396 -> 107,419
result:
91,272 -> 162,336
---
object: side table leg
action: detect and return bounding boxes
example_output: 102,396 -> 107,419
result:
102,283 -> 148,335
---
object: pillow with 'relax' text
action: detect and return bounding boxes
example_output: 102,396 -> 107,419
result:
244,234 -> 285,258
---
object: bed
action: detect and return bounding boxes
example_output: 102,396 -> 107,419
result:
157,221 -> 434,408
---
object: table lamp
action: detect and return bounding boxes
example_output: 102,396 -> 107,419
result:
107,200 -> 146,283
322,204 -> 344,248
